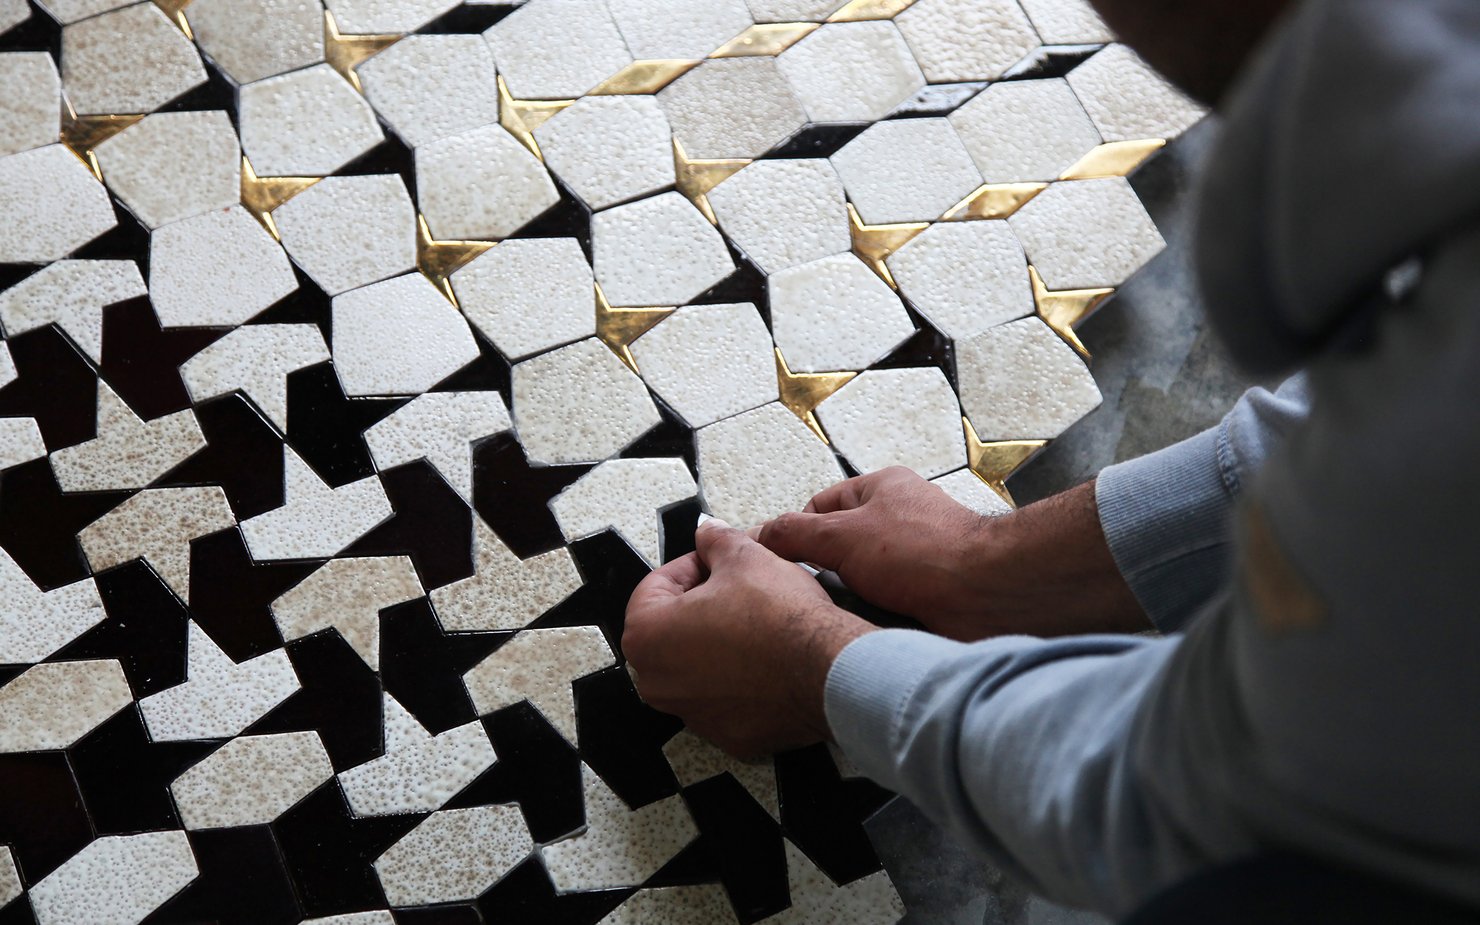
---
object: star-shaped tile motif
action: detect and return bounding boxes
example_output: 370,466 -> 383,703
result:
323,9 -> 401,94
61,99 -> 144,182
673,137 -> 750,225
594,282 -> 671,373
240,155 -> 321,241
1029,264 -> 1113,358
417,213 -> 495,307
496,75 -> 573,160
963,415 -> 1043,507
847,202 -> 927,290
776,348 -> 855,443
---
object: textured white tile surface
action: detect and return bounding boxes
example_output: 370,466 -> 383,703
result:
776,22 -> 923,123
830,118 -> 980,224
323,0 -> 459,32
816,367 -> 964,478
360,35 -> 501,148
600,886 -> 740,925
542,765 -> 698,891
0,0 -> 25,30
150,205 -> 299,327
886,220 -> 1032,339
485,0 -> 634,99
510,337 -> 662,465
0,145 -> 117,264
534,95 -> 676,211
189,0 -> 325,85
631,302 -> 776,427
550,457 -> 697,567
461,626 -> 614,740
337,694 -> 497,816
955,316 -> 1102,439
432,519 -> 583,631
272,556 -> 423,670
1016,0 -> 1112,44
607,0 -> 751,59
50,384 -> 205,492
304,916 -> 397,925
769,253 -> 913,372
94,110 -> 241,229
0,660 -> 131,753
949,79 -> 1101,183
171,731 -> 334,829
931,468 -> 1012,517
895,0 -> 1040,83
745,0 -> 841,20
239,451 -> 394,560
0,52 -> 60,157
331,273 -> 480,395
593,191 -> 733,306
0,547 -> 104,664
659,57 -> 805,159
1067,44 -> 1204,142
180,323 -> 330,431
766,839 -> 904,924
417,122 -> 559,240
0,417 -> 47,470
0,846 -> 18,909
61,3 -> 205,114
32,0 -> 130,24
0,342 -> 13,389
374,805 -> 532,904
140,621 -> 300,740
239,63 -> 385,176
453,237 -> 596,360
0,259 -> 145,362
78,486 -> 236,598
663,728 -> 778,818
364,391 -> 512,501
696,402 -> 844,529
274,173 -> 417,295
708,157 -> 850,274
28,832 -> 198,925
1008,177 -> 1164,289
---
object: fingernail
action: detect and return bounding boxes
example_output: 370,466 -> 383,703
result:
699,517 -> 731,531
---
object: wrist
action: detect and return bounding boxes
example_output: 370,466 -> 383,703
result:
789,600 -> 875,741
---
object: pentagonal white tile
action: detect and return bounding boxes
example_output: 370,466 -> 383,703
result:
28,832 -> 198,925
337,694 -> 496,816
708,157 -> 850,274
171,731 -> 334,829
663,728 -> 777,818
0,845 -> 18,909
949,79 -> 1101,183
150,205 -> 298,327
593,192 -> 733,306
32,0 -> 130,24
886,220 -> 1032,339
1067,44 -> 1204,142
364,391 -> 512,502
830,118 -> 980,224
484,0 -> 634,99
815,367 -> 964,478
931,468 -> 1012,517
659,57 -> 805,159
94,110 -> 242,229
239,63 -> 384,176
696,402 -> 844,529
510,337 -> 662,465
776,22 -> 923,123
78,486 -> 236,598
275,174 -> 417,295
272,556 -> 424,670
0,52 -> 59,157
955,316 -> 1101,439
550,457 -> 697,567
0,660 -> 131,753
140,621 -> 300,740
895,0 -> 1039,83
607,0 -> 751,59
0,547 -> 104,664
324,0 -> 460,32
180,323 -> 330,430
542,765 -> 697,891
0,417 -> 46,470
600,886 -> 738,925
769,253 -> 913,372
360,35 -> 501,148
331,272 -> 480,396
1016,0 -> 1111,44
0,259 -> 145,362
374,805 -> 532,905
417,122 -> 559,240
1008,177 -> 1164,289
432,518 -> 582,631
768,839 -> 904,924
534,95 -> 676,211
462,626 -> 613,740
189,0 -> 325,85
0,145 -> 116,264
631,302 -> 776,428
61,3 -> 205,114
452,237 -> 596,360
0,342 -> 13,388
50,383 -> 205,492
745,0 -> 841,20
303,915 -> 396,925
239,450 -> 394,560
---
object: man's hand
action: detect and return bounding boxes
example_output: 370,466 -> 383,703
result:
623,519 -> 875,759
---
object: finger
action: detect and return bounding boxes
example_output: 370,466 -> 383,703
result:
804,473 -> 877,514
756,511 -> 854,570
693,518 -> 757,570
626,551 -> 704,616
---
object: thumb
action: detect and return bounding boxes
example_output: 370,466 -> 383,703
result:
693,517 -> 756,570
756,511 -> 852,571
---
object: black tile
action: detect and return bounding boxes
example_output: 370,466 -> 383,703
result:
338,133 -> 418,202
543,530 -> 652,644
70,199 -> 151,267
0,752 -> 94,884
573,666 -> 682,810
871,313 -> 956,392
380,598 -> 505,736
764,123 -> 867,160
999,43 -> 1104,82
0,325 -> 99,451
272,782 -> 420,917
0,457 -> 127,590
248,263 -> 331,344
248,632 -> 383,772
618,397 -> 697,475
285,361 -> 404,488
156,393 -> 287,520
447,702 -> 584,845
473,857 -> 628,925
54,560 -> 191,697
188,528 -> 319,661
692,246 -> 769,329
776,744 -> 892,885
393,905 -> 485,925
0,2 -> 58,53
0,896 -> 37,925
416,3 -> 511,33
471,433 -> 590,558
145,826 -> 302,925
341,460 -> 474,592
67,706 -> 215,836
674,774 -> 790,924
659,499 -> 702,564
99,297 -> 225,421
516,178 -> 593,263
428,327 -> 511,397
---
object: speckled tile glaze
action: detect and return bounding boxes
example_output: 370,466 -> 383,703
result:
542,764 -> 698,891
607,0 -> 751,59
0,548 -> 104,664
239,450 -> 394,560
416,121 -> 559,241
0,417 -> 46,470
360,35 -> 501,148
0,259 -> 145,361
94,110 -> 242,230
61,3 -> 205,114
0,52 -> 60,158
895,0 -> 1040,83
50,384 -> 206,492
697,402 -> 845,529
453,237 -> 597,360
932,468 -> 1013,516
78,486 -> 236,598
1008,176 -> 1166,289
331,272 -> 480,395
663,728 -> 778,818
659,57 -> 806,160
949,79 -> 1101,183
1067,43 -> 1205,142
631,302 -> 776,428
150,205 -> 299,327
510,337 -> 662,465
27,831 -> 198,925
0,846 -> 19,908
139,621 -> 301,740
955,316 -> 1102,440
239,63 -> 385,176
776,22 -> 923,124
170,731 -> 334,829
189,0 -> 326,85
373,805 -> 533,904
274,173 -> 417,295
767,839 -> 904,924
769,253 -> 914,373
830,118 -> 981,224
707,157 -> 850,274
337,694 -> 497,816
550,457 -> 697,567
272,556 -> 423,669
593,191 -> 734,307
816,366 -> 964,478
600,886 -> 740,925
32,0 -> 131,24
432,519 -> 583,631
364,391 -> 512,501
303,915 -> 397,925
0,660 -> 132,752
461,625 -> 614,740
324,0 -> 459,32
485,0 -> 634,100
745,0 -> 841,20
534,95 -> 676,211
1016,0 -> 1111,44
886,220 -> 1033,340
0,145 -> 117,264
180,323 -> 330,430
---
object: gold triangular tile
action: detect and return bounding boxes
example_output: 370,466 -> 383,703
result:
1059,139 -> 1166,181
417,214 -> 496,307
324,10 -> 401,94
240,156 -> 321,241
942,182 -> 1047,222
497,76 -> 574,160
827,0 -> 918,22
153,0 -> 194,38
61,101 -> 145,181
776,349 -> 856,443
1030,265 -> 1113,359
589,59 -> 699,96
963,416 -> 1043,504
674,138 -> 750,225
709,22 -> 819,57
595,283 -> 673,373
848,203 -> 927,289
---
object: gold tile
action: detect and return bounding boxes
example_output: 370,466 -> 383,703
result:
962,416 -> 1043,507
324,10 -> 401,94
61,100 -> 144,181
417,214 -> 496,307
826,0 -> 918,22
153,0 -> 194,39
1030,265 -> 1112,359
709,22 -> 819,58
848,202 -> 927,289
1058,139 -> 1166,181
673,137 -> 749,225
776,348 -> 856,444
589,59 -> 700,96
942,182 -> 1047,222
240,155 -> 321,241
595,283 -> 672,373
497,76 -> 575,160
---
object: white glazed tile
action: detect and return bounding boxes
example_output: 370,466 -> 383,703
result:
534,96 -> 675,211
708,157 -> 850,274
659,57 -> 805,160
461,626 -> 613,740
0,417 -> 47,470
0,342 -> 13,388
304,916 -> 397,925
189,0 -> 325,85
549,458 -> 697,567
171,731 -> 334,829
0,52 -> 60,157
745,0 -> 840,20
78,486 -> 236,598
337,694 -> 497,816
0,660 -> 131,753
180,323 -> 330,431
592,191 -> 733,306
0,259 -> 145,362
331,273 -> 480,396
510,337 -> 662,465
239,451 -> 394,560
360,35 -> 501,148
607,0 -> 751,59
452,237 -> 596,360
776,22 -> 924,123
374,805 -> 532,904
815,367 -> 964,478
764,840 -> 903,924
432,519 -> 582,631
949,79 -> 1101,183
886,220 -> 1032,339
1066,44 -> 1204,142
275,174 -> 417,295
0,547 -> 104,664
150,205 -> 299,327
0,846 -> 18,908
663,728 -> 777,818
323,0 -> 459,32
239,63 -> 384,176
484,0 -> 633,99
600,886 -> 739,925
542,765 -> 697,891
931,468 -> 1012,517
769,253 -> 913,373
631,302 -> 776,428
50,384 -> 205,492
895,0 -> 1039,83
954,316 -> 1101,440
1015,0 -> 1111,44
61,3 -> 205,114
416,122 -> 559,240
830,118 -> 980,224
28,832 -> 198,925
0,145 -> 116,264
94,110 -> 241,229
0,0 -> 25,30
364,391 -> 512,501
1008,176 -> 1164,289
139,621 -> 300,740
33,0 -> 128,22
272,556 -> 423,670
696,402 -> 845,529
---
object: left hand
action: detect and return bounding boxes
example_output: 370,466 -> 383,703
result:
623,519 -> 876,758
